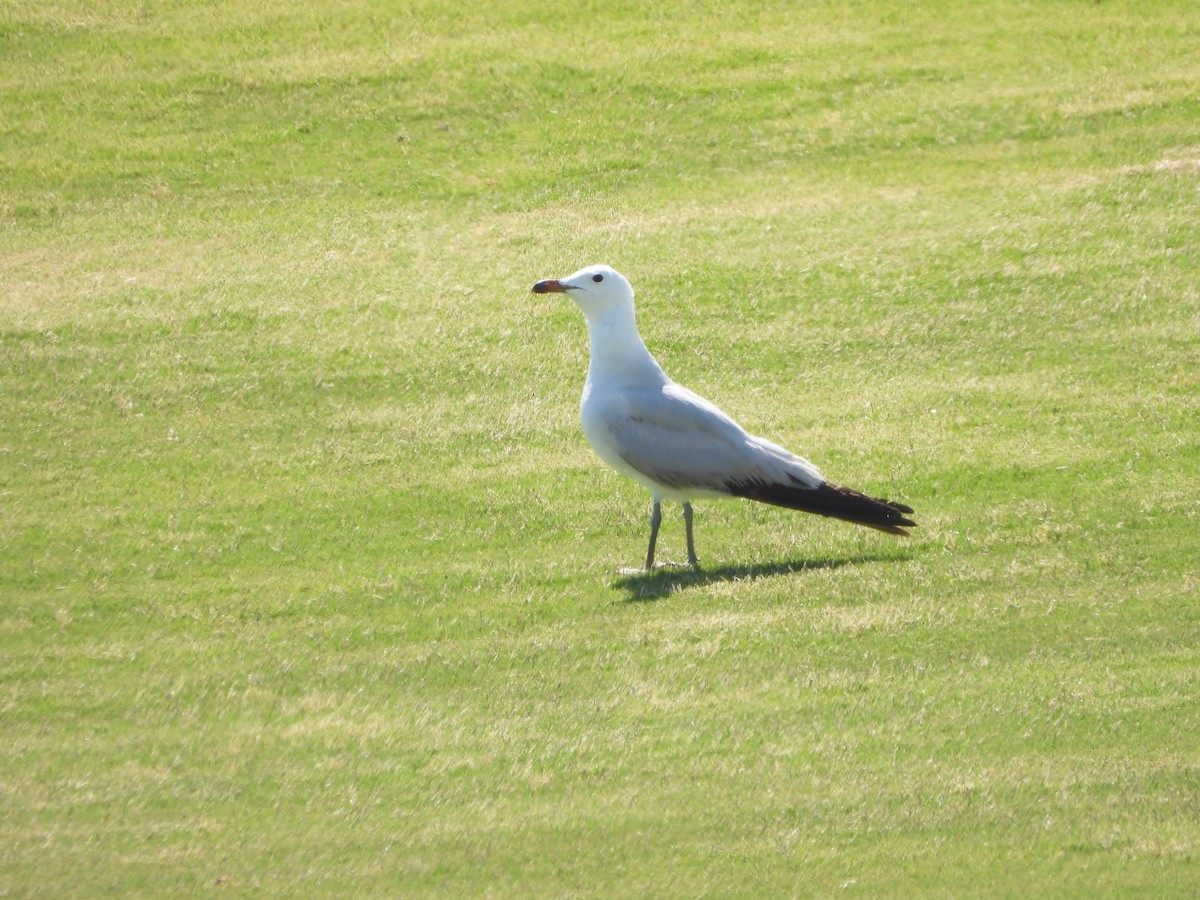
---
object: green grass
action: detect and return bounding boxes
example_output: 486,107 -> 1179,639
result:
3,0 -> 1199,894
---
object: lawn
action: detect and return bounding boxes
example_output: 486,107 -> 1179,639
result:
2,0 -> 1199,895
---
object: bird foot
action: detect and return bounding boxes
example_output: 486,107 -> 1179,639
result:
618,560 -> 699,575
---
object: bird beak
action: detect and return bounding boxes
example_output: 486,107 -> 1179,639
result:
531,279 -> 572,294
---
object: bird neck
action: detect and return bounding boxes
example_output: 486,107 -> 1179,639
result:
583,307 -> 666,385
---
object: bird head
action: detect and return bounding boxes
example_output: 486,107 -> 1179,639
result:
531,265 -> 634,318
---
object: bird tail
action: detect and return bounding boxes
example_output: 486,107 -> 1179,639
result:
725,477 -> 917,536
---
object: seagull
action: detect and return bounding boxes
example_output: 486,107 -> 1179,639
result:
532,264 -> 917,571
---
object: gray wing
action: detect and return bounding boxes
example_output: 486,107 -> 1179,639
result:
601,382 -> 823,492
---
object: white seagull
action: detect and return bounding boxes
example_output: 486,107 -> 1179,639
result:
532,264 -> 917,571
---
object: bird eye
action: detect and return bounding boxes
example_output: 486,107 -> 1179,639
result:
592,273 -> 604,283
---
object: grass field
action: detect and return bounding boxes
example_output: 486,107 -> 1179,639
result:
3,0 -> 1199,894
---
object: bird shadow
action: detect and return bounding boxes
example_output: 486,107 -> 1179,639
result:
613,552 -> 904,602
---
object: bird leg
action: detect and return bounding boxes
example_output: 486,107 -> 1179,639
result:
682,502 -> 699,568
644,500 -> 662,570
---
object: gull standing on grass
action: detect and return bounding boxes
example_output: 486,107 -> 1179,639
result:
532,264 -> 917,571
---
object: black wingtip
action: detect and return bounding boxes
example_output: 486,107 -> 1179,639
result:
725,478 -> 917,535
